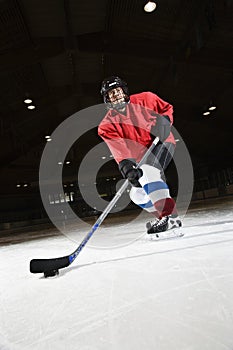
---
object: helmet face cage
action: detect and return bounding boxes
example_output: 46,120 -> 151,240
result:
100,76 -> 129,109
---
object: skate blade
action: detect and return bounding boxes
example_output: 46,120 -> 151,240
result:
148,229 -> 184,241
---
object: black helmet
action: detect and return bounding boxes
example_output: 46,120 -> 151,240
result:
100,76 -> 129,109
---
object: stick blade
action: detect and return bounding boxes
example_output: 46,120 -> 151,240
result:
30,256 -> 70,273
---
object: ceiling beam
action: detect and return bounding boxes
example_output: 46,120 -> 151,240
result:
0,32 -> 232,75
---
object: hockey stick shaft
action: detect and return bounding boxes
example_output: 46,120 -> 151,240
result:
30,137 -> 159,273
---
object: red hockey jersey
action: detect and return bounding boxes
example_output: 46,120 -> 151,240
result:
98,91 -> 175,163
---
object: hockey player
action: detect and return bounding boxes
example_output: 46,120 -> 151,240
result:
98,76 -> 182,234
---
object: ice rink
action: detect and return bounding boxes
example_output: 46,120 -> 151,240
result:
1,196 -> 233,350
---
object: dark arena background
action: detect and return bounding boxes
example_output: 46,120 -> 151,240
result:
0,1 -> 233,349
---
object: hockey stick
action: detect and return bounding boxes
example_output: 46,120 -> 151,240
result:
30,137 -> 160,275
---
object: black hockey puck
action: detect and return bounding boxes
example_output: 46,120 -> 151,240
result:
44,269 -> 59,278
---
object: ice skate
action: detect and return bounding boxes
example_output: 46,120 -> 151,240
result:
146,214 -> 182,238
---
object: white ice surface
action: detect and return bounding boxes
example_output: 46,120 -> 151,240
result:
1,197 -> 233,350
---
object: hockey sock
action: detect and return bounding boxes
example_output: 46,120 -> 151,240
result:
153,198 -> 177,219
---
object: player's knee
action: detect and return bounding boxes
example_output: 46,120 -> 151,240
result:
129,187 -> 154,212
139,164 -> 162,187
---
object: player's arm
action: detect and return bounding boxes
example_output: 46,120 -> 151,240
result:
149,93 -> 173,142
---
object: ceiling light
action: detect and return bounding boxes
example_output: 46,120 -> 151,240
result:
24,98 -> 32,104
58,162 -> 63,165
45,135 -> 52,141
209,106 -> 216,110
16,184 -> 21,187
27,105 -> 35,110
102,156 -> 106,159
144,1 -> 156,12
203,111 -> 210,116
66,161 -> 71,164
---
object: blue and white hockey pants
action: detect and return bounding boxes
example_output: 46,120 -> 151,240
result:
129,142 -> 177,218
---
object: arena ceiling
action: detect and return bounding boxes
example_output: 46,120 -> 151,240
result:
0,0 -> 232,193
